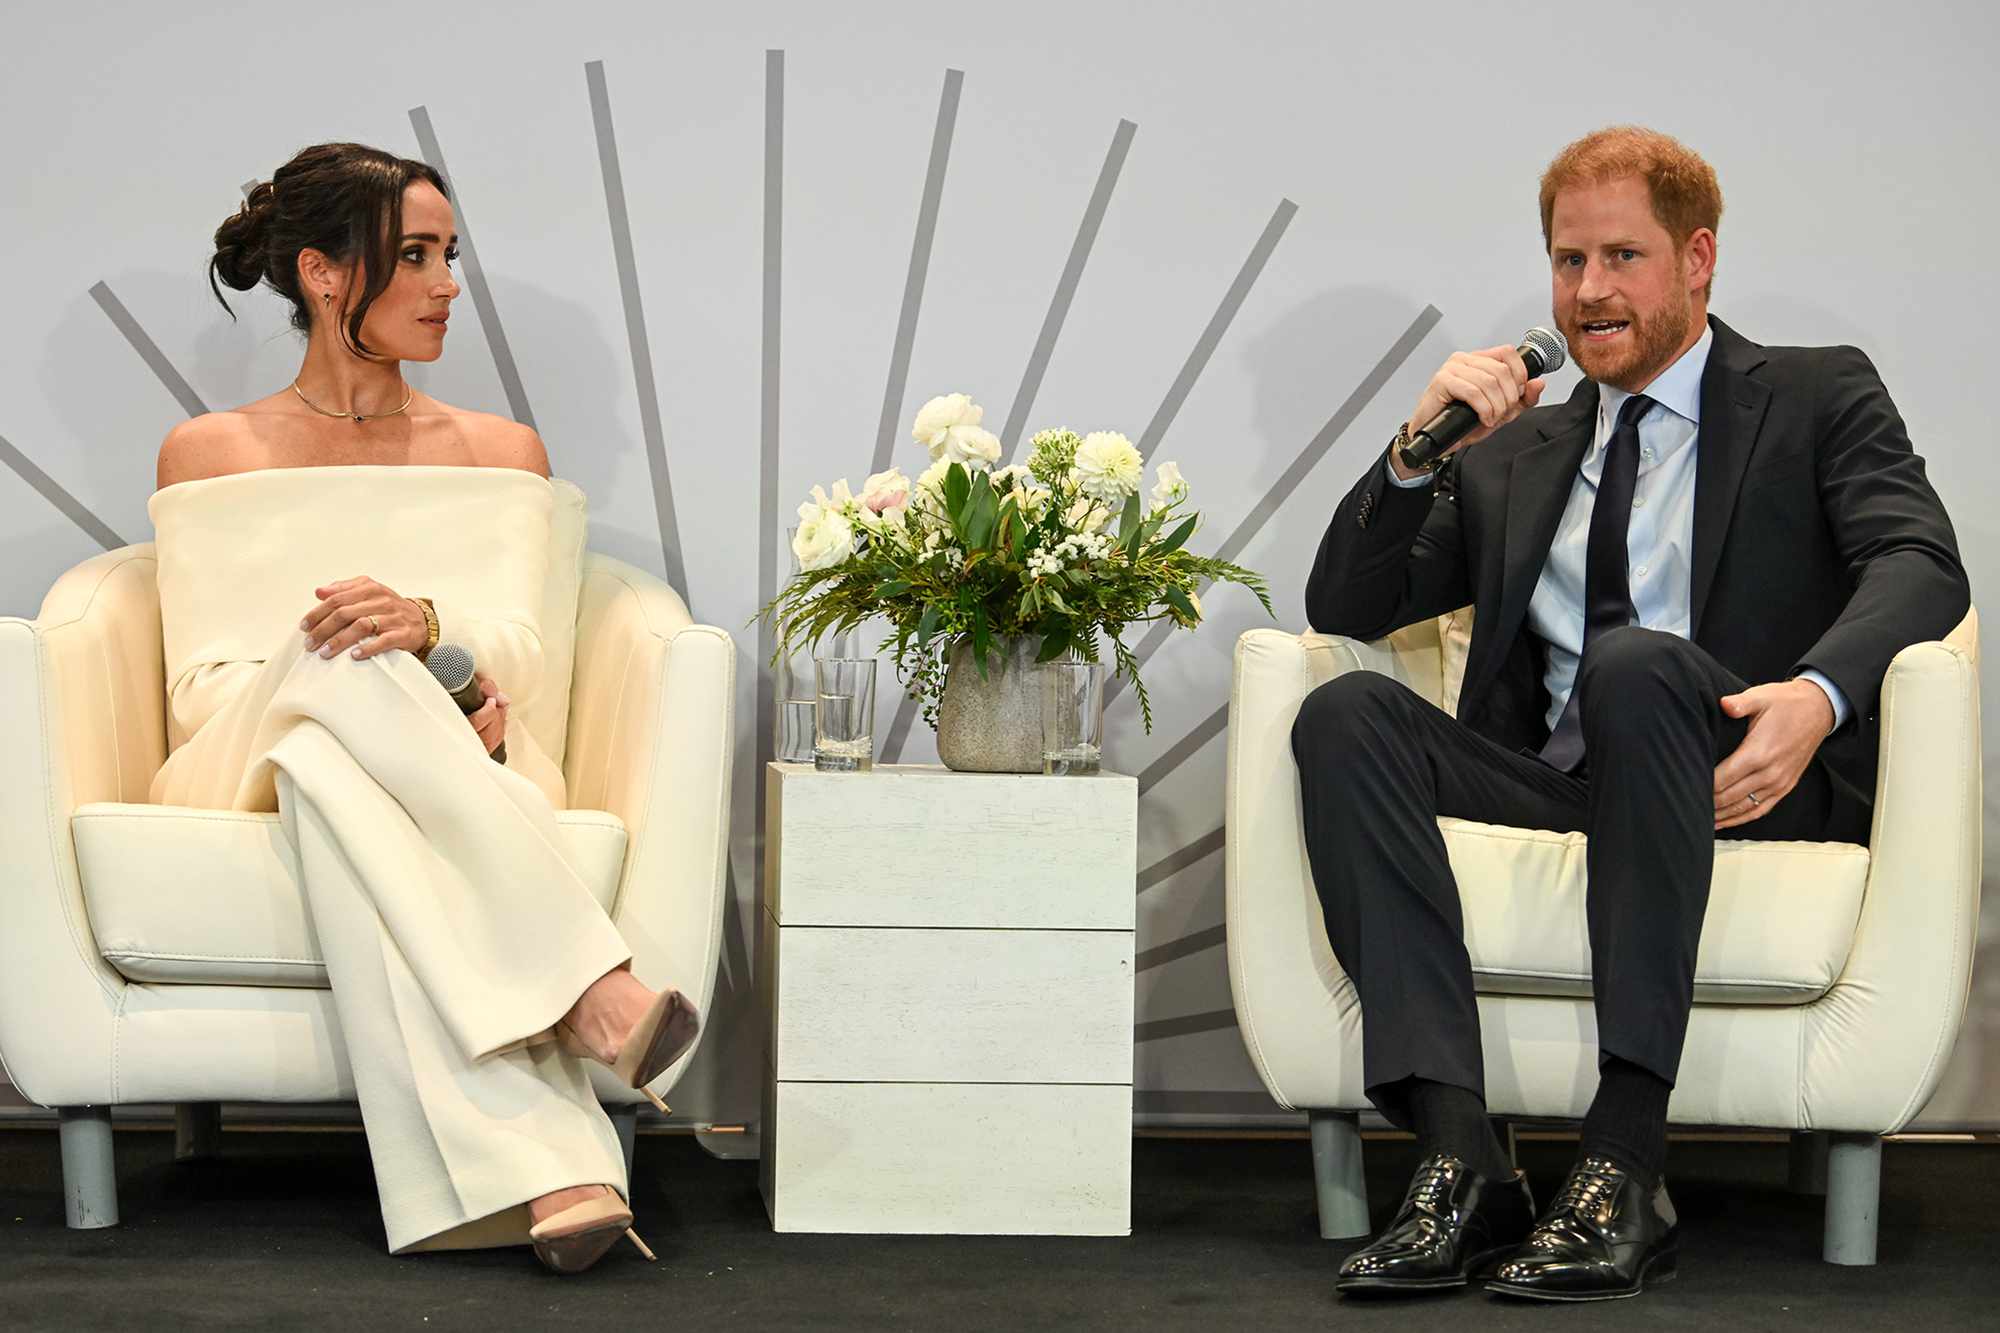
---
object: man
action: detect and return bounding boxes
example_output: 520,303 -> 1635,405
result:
1293,126 -> 1968,1302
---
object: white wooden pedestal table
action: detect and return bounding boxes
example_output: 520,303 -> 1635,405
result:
760,762 -> 1138,1235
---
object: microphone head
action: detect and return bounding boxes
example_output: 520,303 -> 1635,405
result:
1520,326 -> 1568,377
424,642 -> 475,693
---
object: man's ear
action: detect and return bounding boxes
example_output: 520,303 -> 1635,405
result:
1683,227 -> 1717,297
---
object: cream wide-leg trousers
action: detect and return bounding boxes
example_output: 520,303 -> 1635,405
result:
151,635 -> 632,1253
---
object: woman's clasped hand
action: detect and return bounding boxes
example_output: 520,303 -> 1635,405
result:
299,575 -> 510,755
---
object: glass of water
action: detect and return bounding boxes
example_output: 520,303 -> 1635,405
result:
773,647 -> 817,763
1039,661 -> 1105,776
813,657 -> 877,772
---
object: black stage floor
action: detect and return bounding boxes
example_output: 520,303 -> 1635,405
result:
2,1127 -> 1994,1330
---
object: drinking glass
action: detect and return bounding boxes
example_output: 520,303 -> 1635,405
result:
813,658 -> 877,772
1039,661 -> 1105,776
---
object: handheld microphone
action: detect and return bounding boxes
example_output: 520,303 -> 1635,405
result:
1399,326 -> 1568,470
424,642 -> 506,765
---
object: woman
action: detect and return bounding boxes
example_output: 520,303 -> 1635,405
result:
149,142 -> 697,1274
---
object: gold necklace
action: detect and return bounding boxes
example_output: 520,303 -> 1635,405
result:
292,378 -> 414,424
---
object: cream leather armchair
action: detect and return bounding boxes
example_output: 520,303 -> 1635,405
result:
0,494 -> 735,1230
1225,609 -> 1981,1266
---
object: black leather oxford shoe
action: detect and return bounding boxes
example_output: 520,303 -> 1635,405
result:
1486,1155 -> 1679,1301
1336,1153 -> 1536,1294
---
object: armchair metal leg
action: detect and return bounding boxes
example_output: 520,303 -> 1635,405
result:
609,1104 -> 640,1181
58,1107 -> 119,1229
1788,1130 -> 1829,1195
1823,1133 -> 1882,1265
1309,1110 -> 1370,1239
175,1102 -> 222,1162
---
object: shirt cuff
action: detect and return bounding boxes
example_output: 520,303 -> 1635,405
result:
1384,453 -> 1432,489
1795,668 -> 1852,733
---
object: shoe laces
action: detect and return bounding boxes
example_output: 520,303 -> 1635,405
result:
1546,1157 -> 1624,1225
1405,1155 -> 1463,1220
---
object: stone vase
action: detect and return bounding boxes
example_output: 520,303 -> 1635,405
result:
935,635 -> 1046,773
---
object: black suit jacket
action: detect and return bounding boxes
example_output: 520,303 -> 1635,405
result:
1305,316 -> 1970,830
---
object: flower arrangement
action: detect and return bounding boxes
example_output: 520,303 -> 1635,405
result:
762,393 -> 1270,732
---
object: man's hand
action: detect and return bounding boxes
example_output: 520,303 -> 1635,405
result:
469,671 -> 511,756
1392,345 -> 1548,480
1713,680 -> 1836,830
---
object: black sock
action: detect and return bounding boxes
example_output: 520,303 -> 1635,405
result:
1397,1077 -> 1514,1181
1579,1056 -> 1672,1184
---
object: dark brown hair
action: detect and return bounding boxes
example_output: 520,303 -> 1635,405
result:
209,142 -> 450,359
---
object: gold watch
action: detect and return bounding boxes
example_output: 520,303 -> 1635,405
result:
413,597 -> 440,662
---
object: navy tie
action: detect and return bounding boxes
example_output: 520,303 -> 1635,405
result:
1539,392 -> 1656,773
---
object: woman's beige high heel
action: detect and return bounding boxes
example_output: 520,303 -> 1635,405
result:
528,1190 -> 656,1274
557,987 -> 701,1114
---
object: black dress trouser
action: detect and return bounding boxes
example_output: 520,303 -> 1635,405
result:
1289,626 -> 1868,1124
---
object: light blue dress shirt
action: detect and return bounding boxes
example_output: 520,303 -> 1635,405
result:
1388,326 -> 1849,733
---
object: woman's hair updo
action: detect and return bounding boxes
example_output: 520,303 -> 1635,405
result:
209,142 -> 450,359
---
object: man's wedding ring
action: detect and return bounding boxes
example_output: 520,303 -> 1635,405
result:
367,615 -> 380,636
1747,791 -> 1762,806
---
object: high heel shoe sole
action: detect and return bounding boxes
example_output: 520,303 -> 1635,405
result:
612,989 -> 701,1094
529,1195 -> 645,1275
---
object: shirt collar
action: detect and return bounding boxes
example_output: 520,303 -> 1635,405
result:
1598,322 -> 1712,433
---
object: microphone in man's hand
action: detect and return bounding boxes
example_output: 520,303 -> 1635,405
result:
424,643 -> 506,765
1399,327 -> 1569,470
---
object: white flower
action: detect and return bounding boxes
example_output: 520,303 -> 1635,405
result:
1150,461 -> 1188,508
912,394 -> 1002,470
791,501 -> 854,572
1073,431 -> 1143,505
1063,495 -> 1109,533
940,424 -> 1001,470
1028,550 -> 1063,577
913,393 -> 982,450
808,479 -> 856,514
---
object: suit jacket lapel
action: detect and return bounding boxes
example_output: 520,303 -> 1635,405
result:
1691,317 -> 1773,635
1463,385 -> 1596,714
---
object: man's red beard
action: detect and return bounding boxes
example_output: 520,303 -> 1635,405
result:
1560,290 -> 1693,392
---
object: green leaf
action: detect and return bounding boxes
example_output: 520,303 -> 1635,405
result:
972,603 -> 991,677
916,603 -> 941,647
1155,514 -> 1199,555
875,579 -> 912,599
943,463 -> 971,515
1118,492 -> 1142,543
1163,587 -> 1196,623
1035,623 -> 1073,662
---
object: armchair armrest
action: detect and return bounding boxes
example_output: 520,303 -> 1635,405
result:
0,544 -> 165,1104
1805,610 -> 1983,1132
1224,623 -> 1448,1111
563,554 -> 735,1101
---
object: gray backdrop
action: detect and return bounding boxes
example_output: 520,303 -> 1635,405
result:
2,0 -> 1994,1129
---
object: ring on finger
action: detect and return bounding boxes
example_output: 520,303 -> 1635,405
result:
367,614 -> 380,637
1746,791 -> 1762,807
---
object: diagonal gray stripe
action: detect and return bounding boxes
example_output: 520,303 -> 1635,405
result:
1137,825 -> 1226,893
1108,302 -> 1443,703
240,179 -> 258,199
90,282 -> 208,418
409,105 -> 537,431
998,118 -> 1137,462
1137,199 -> 1296,457
871,68 -> 964,478
1135,923 -> 1225,973
586,60 -> 687,602
1136,700 -> 1227,795
0,433 -> 124,550
1134,1008 -> 1238,1043
756,50 -> 785,857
